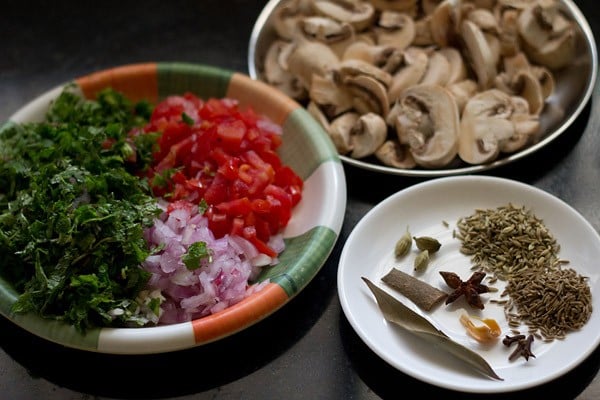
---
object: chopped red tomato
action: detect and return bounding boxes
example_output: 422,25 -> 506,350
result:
143,94 -> 303,256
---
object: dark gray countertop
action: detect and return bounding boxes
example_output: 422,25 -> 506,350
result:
1,1 -> 599,399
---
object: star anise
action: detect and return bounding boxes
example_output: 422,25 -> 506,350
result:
439,271 -> 490,309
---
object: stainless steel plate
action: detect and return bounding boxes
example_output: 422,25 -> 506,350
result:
248,0 -> 598,177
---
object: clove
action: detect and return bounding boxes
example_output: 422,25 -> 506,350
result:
503,334 -> 536,361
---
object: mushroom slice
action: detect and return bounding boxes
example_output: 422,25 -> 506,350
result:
422,0 -> 444,15
337,59 -> 393,87
503,52 -> 555,99
466,8 -> 499,33
375,10 -> 416,50
309,73 -> 354,118
300,17 -> 356,57
350,113 -> 388,158
272,1 -> 307,40
311,0 -> 376,32
499,95 -> 540,152
370,0 -> 418,16
387,46 -> 429,102
413,15 -> 435,46
430,0 -> 461,48
286,38 -> 340,90
517,0 -> 576,69
419,50 -> 451,86
458,89 -> 516,164
439,47 -> 468,85
497,8 -> 520,57
327,111 -> 360,154
342,41 -> 393,63
461,19 -> 497,89
344,74 -> 391,116
511,70 -> 545,115
395,84 -> 460,168
446,79 -> 478,113
263,40 -> 307,101
375,139 -> 417,168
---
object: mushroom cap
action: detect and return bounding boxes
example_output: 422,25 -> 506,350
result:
264,40 -> 307,100
312,0 -> 376,31
375,139 -> 417,168
388,46 -> 429,102
350,112 -> 388,158
458,89 -> 518,164
398,84 -> 460,168
461,19 -> 497,89
327,111 -> 360,154
287,39 -> 340,90
517,2 -> 576,70
375,10 -> 416,50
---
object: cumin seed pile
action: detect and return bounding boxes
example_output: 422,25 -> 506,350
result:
455,203 -> 592,341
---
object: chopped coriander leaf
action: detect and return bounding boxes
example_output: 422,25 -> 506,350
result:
0,87 -> 162,333
181,112 -> 194,126
182,241 -> 211,270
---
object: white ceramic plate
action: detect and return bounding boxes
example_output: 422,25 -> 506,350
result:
337,175 -> 600,393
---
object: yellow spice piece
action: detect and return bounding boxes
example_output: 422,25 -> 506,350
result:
460,313 -> 501,343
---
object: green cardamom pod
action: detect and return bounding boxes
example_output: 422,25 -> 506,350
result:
414,250 -> 430,271
395,229 -> 412,258
413,236 -> 441,253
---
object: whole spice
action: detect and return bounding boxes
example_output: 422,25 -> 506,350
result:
503,267 -> 592,341
503,334 -> 536,361
455,203 -> 593,341
363,277 -> 503,381
395,227 -> 412,258
413,250 -> 430,271
381,268 -> 447,311
413,236 -> 442,253
440,271 -> 490,310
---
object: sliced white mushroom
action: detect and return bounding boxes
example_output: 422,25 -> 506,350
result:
370,0 -> 418,16
394,84 -> 460,168
327,111 -> 360,154
264,40 -> 308,101
419,50 -> 451,86
517,0 -> 576,69
430,0 -> 461,48
375,10 -> 416,50
272,1 -> 307,40
496,8 -> 520,57
337,58 -> 393,87
439,47 -> 468,84
300,17 -> 356,57
311,0 -> 376,31
286,38 -> 341,90
375,139 -> 417,168
461,19 -> 497,89
413,15 -> 435,46
344,74 -> 391,116
387,46 -> 429,102
350,112 -> 388,158
458,89 -> 517,164
309,73 -> 354,118
446,79 -> 479,113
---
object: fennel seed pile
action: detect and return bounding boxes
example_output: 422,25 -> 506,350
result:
455,203 -> 592,341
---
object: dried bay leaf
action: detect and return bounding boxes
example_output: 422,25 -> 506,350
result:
362,277 -> 503,381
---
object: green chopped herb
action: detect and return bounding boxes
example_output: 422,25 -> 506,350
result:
0,86 -> 162,332
182,241 -> 211,270
181,112 -> 194,126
